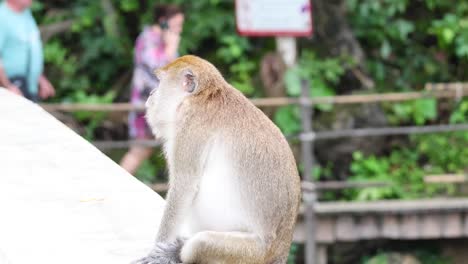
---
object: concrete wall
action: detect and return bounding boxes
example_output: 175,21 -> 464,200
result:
0,90 -> 165,264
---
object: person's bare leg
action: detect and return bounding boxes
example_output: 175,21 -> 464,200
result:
120,146 -> 153,175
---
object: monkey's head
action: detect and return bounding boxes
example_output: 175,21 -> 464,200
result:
145,55 -> 225,138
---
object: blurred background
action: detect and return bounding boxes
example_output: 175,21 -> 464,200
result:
9,0 -> 468,263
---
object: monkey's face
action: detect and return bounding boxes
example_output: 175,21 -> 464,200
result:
145,68 -> 197,138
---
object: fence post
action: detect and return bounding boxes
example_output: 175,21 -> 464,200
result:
299,79 -> 318,264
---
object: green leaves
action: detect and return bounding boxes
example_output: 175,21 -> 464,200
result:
349,149 -> 425,201
349,151 -> 399,201
387,98 -> 437,125
347,0 -> 468,94
429,13 -> 468,58
362,250 -> 450,264
276,51 -> 347,135
119,0 -> 139,12
284,67 -> 302,97
274,106 -> 301,135
287,243 -> 299,264
455,31 -> 468,58
284,51 -> 347,111
414,132 -> 468,173
72,90 -> 115,139
430,14 -> 460,47
217,35 -> 251,63
44,41 -> 68,65
393,19 -> 415,41
449,99 -> 468,124
216,35 -> 256,95
347,130 -> 467,202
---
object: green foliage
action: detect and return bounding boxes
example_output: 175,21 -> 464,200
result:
413,132 -> 468,173
135,151 -> 167,184
347,130 -> 467,201
275,51 -> 348,135
386,99 -> 437,125
36,0 -> 260,103
135,159 -> 157,184
450,98 -> 468,123
347,0 -> 468,91
414,250 -> 452,264
284,51 -> 347,109
362,253 -> 387,264
71,90 -> 115,139
43,40 -> 90,99
348,149 -> 424,201
343,1 -> 468,202
287,243 -> 299,264
429,6 -> 468,58
312,162 -> 334,181
274,106 -> 302,136
347,0 -> 413,60
35,1 -> 131,103
362,250 -> 451,264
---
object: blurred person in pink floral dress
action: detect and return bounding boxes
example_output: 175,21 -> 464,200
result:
120,4 -> 184,175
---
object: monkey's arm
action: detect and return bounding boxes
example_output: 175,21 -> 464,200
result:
132,172 -> 197,263
134,169 -> 200,263
156,173 -> 199,242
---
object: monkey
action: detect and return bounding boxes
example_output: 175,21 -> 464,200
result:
133,55 -> 301,264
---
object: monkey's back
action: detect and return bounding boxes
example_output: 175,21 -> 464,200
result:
222,86 -> 300,221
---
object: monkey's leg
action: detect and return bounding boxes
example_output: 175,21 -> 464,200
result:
180,231 -> 269,264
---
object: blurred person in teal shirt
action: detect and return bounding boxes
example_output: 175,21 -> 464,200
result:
0,0 -> 55,101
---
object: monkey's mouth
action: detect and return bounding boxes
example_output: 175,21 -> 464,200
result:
145,97 -> 154,109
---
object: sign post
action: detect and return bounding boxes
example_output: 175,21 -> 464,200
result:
235,0 -> 312,66
236,1 -> 316,263
235,0 -> 313,37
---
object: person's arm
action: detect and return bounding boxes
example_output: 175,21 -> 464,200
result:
162,30 -> 180,60
0,62 -> 11,87
0,62 -> 22,95
0,18 -> 22,96
138,31 -> 170,69
38,74 -> 55,99
137,29 -> 179,70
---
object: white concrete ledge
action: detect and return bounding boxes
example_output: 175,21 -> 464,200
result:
0,89 -> 164,264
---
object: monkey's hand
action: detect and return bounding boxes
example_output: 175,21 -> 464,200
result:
132,238 -> 186,264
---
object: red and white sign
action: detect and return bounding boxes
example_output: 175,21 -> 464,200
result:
235,0 -> 313,37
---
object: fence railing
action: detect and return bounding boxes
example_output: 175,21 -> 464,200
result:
40,83 -> 468,150
40,82 -> 468,112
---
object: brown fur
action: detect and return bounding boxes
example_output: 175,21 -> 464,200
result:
142,55 -> 301,264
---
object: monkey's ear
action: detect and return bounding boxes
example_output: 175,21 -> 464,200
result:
182,69 -> 197,93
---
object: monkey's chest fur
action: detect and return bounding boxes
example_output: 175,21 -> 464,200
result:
180,142 -> 248,236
